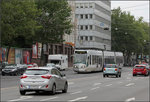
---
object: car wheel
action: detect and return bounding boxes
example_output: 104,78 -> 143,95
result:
20,90 -> 26,95
2,73 -> 5,76
62,82 -> 68,93
133,74 -> 136,76
51,84 -> 56,95
119,74 -> 121,77
107,75 -> 109,77
116,74 -> 119,78
103,74 -> 105,77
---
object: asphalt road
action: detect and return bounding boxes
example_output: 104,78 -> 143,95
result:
1,67 -> 149,102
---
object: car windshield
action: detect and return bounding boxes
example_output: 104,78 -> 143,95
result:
47,64 -> 55,67
74,54 -> 87,64
135,66 -> 145,69
106,64 -> 117,68
5,64 -> 16,69
25,69 -> 49,75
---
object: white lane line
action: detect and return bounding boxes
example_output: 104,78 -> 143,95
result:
70,91 -> 82,95
125,97 -> 135,102
118,82 -> 123,84
127,77 -> 131,79
93,83 -> 102,86
106,84 -> 112,86
40,97 -> 58,101
9,96 -> 33,101
125,83 -> 135,87
68,96 -> 88,102
68,82 -> 74,85
90,87 -> 100,90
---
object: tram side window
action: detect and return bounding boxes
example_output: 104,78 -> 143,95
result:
99,56 -> 102,64
116,56 -> 123,64
105,57 -> 115,64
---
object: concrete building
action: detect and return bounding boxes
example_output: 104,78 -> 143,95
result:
63,0 -> 77,47
75,0 -> 111,50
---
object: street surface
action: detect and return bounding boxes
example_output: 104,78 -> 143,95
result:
1,67 -> 149,102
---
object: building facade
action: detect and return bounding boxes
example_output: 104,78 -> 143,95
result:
75,1 -> 111,50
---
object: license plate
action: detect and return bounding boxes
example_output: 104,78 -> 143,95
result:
137,72 -> 141,74
27,86 -> 38,89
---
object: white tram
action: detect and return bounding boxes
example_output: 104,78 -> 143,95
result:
73,50 -> 104,73
73,50 -> 124,73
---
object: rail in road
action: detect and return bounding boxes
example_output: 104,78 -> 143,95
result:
1,67 -> 149,101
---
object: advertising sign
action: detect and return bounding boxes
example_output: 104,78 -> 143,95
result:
0,48 -> 7,62
32,43 -> 38,58
15,49 -> 23,64
23,51 -> 30,64
8,48 -> 15,64
38,43 -> 42,58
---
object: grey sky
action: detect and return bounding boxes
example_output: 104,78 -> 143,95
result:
111,1 -> 149,22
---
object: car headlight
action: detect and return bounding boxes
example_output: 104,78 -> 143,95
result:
74,65 -> 77,68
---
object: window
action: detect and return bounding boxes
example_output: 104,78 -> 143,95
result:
90,5 -> 93,8
80,5 -> 83,8
85,36 -> 88,41
80,36 -> 83,40
80,25 -> 83,30
25,69 -> 49,75
76,6 -> 79,8
89,14 -> 93,19
90,25 -> 93,30
85,14 -> 88,19
85,5 -> 88,8
85,25 -> 88,30
80,14 -> 83,19
90,36 -> 93,40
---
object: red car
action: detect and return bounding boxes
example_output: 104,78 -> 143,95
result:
133,64 -> 149,76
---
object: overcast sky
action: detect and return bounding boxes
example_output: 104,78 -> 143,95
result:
111,1 -> 149,22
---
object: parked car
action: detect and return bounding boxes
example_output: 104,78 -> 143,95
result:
27,63 -> 38,68
141,63 -> 150,74
19,67 -> 68,95
103,64 -> 121,78
133,64 -> 149,76
46,63 -> 60,70
2,64 -> 20,76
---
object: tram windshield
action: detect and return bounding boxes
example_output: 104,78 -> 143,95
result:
74,54 -> 87,64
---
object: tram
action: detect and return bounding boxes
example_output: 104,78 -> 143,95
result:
73,49 -> 124,73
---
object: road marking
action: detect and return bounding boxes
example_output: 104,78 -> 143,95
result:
125,83 -> 135,87
68,82 -> 74,85
90,87 -> 100,90
118,82 -> 123,84
9,96 -> 33,101
68,96 -> 87,102
40,97 -> 58,101
70,91 -> 82,95
106,84 -> 112,86
68,76 -> 99,82
125,97 -> 135,102
127,77 -> 131,79
93,83 -> 101,86
1,86 -> 17,90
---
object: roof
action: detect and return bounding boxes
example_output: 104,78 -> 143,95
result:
135,64 -> 146,67
27,67 -> 54,70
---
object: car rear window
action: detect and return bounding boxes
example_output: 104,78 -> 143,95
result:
106,65 -> 117,68
135,66 -> 145,69
25,69 -> 49,75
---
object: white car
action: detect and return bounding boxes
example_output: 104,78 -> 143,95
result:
19,67 -> 68,95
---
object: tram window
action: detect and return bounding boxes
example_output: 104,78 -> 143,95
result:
99,56 -> 102,64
